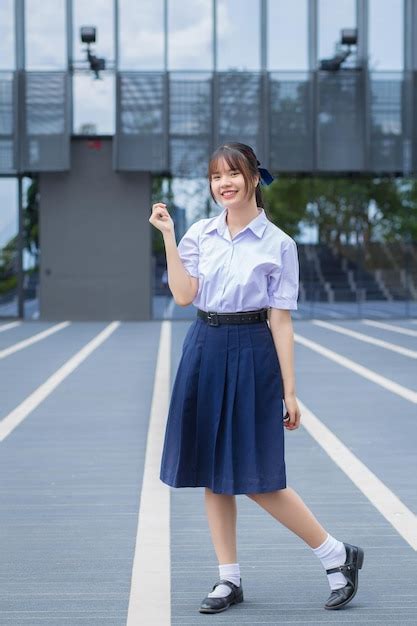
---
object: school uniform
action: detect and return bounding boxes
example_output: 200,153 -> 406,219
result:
159,206 -> 299,495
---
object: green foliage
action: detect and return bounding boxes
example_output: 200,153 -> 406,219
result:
24,177 -> 40,257
0,274 -> 17,294
263,177 -> 310,238
396,180 -> 417,241
262,175 -> 416,247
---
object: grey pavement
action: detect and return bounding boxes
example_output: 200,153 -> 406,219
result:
0,318 -> 416,624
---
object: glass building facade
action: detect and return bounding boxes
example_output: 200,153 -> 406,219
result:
0,0 -> 416,320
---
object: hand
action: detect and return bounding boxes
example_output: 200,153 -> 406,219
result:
149,202 -> 175,234
283,394 -> 301,430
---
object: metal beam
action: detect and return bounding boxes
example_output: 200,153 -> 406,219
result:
356,0 -> 368,69
66,0 -> 73,135
309,0 -> 319,172
260,0 -> 269,166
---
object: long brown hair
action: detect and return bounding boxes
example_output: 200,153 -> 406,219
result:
207,142 -> 267,212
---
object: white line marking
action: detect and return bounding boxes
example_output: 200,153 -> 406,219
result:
0,322 -> 120,442
298,398 -> 417,551
362,319 -> 417,337
0,322 -> 70,359
164,296 -> 176,319
0,321 -> 21,333
294,333 -> 417,403
312,320 -> 417,359
127,321 -> 170,625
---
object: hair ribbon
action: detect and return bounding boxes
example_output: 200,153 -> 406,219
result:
258,167 -> 274,186
256,159 -> 274,185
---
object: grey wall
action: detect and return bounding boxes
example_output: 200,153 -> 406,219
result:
39,138 -> 151,321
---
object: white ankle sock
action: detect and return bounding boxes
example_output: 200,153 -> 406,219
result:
312,533 -> 348,591
207,563 -> 241,598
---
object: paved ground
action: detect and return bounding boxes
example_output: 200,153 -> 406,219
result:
154,296 -> 417,321
0,316 -> 416,625
1,294 -> 414,320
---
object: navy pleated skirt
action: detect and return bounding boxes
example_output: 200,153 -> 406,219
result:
159,315 -> 287,495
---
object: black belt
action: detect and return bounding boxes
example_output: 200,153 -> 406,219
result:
197,308 -> 269,326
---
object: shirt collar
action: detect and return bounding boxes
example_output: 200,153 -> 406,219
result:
206,207 -> 268,239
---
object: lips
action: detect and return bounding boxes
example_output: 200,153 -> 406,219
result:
222,190 -> 237,197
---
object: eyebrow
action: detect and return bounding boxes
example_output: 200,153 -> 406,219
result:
211,168 -> 239,174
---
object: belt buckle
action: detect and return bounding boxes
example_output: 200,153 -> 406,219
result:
207,311 -> 219,326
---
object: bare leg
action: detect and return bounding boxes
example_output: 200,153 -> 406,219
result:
246,486 -> 328,548
204,487 -> 238,563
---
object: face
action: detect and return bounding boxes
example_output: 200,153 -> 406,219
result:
210,157 -> 259,207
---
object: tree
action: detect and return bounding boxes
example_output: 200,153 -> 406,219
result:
263,175 -> 414,249
262,177 -> 310,238
24,177 -> 40,261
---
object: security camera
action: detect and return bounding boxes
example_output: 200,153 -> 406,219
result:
80,26 -> 96,45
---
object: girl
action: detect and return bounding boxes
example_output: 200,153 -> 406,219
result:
149,142 -> 364,615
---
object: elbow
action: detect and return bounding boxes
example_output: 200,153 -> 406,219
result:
172,276 -> 198,307
174,296 -> 192,307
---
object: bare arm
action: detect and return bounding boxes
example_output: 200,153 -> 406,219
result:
163,230 -> 199,306
149,203 -> 199,306
267,308 -> 301,430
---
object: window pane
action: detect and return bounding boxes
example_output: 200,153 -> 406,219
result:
23,176 -> 40,320
119,0 -> 164,70
73,0 -> 115,135
0,178 -> 18,317
217,0 -> 260,70
73,74 -> 115,135
26,0 -> 66,69
369,0 -> 403,70
0,0 -> 15,70
268,0 -> 308,70
318,0 -> 356,63
168,0 -> 212,70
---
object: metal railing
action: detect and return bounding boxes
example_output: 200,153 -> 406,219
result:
1,69 -> 417,177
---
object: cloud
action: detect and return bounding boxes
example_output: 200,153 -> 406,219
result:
0,0 -> 15,69
73,73 -> 114,134
26,0 -> 67,69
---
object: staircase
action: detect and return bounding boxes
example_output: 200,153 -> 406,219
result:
297,242 -> 404,302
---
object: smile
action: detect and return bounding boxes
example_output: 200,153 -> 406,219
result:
222,190 -> 237,197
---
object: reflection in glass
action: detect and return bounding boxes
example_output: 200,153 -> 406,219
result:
318,0 -> 356,63
119,0 -> 164,70
168,0 -> 212,70
369,0 -> 403,70
26,0 -> 66,69
217,0 -> 260,70
0,178 -> 18,317
268,0 -> 308,70
73,73 -> 115,134
22,176 -> 40,320
0,0 -> 15,70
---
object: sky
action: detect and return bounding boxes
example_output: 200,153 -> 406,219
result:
0,0 -> 406,247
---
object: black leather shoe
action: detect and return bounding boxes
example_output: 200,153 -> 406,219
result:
324,542 -> 364,610
199,578 -> 244,614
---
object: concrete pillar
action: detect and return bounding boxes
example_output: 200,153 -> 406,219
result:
39,137 -> 152,320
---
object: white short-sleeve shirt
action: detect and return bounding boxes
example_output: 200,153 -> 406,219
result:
176,206 -> 299,313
